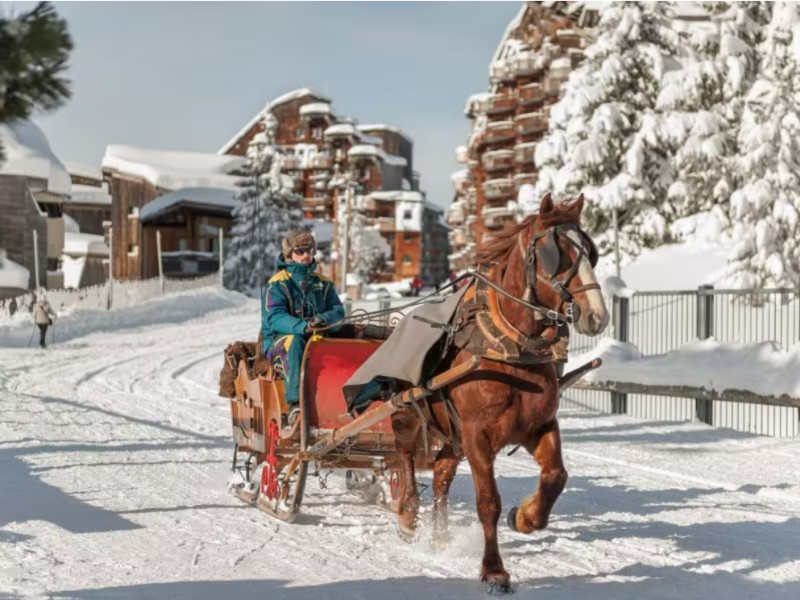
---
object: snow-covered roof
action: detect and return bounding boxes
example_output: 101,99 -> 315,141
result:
368,190 -> 424,203
63,232 -> 109,257
0,120 -> 71,195
299,102 -> 332,116
324,123 -> 359,137
103,145 -> 245,191
139,187 -> 239,223
218,88 -> 331,155
65,161 -> 102,181
0,250 -> 30,290
357,124 -> 413,144
347,145 -> 408,167
68,184 -> 111,206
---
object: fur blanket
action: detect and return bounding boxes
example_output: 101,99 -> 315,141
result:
218,336 -> 270,398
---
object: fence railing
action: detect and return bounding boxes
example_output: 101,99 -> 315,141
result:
0,273 -> 221,327
569,285 -> 800,437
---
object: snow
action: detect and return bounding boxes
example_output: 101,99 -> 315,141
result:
64,161 -> 103,182
0,120 -> 71,195
138,187 -> 239,223
347,145 -> 408,167
103,146 -> 246,192
324,123 -> 359,137
368,190 -> 424,203
0,251 -> 30,290
357,124 -> 413,143
572,336 -> 800,399
298,102 -> 332,116
63,232 -> 108,257
269,87 -> 330,110
68,183 -> 112,205
2,291 -> 800,598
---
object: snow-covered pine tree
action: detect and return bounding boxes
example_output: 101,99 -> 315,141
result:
348,209 -> 390,283
534,1 -> 678,260
224,111 -> 304,295
723,2 -> 800,288
657,2 -> 770,238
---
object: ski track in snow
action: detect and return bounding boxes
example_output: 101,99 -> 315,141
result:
1,297 -> 800,599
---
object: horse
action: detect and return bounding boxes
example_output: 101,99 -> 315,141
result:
390,194 -> 609,593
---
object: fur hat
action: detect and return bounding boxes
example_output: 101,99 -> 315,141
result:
282,231 -> 316,258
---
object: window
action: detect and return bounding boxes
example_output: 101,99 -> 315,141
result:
127,244 -> 138,256
128,205 -> 139,219
404,233 -> 412,243
403,255 -> 412,265
312,126 -> 323,139
179,238 -> 187,252
295,127 -> 305,138
403,209 -> 413,220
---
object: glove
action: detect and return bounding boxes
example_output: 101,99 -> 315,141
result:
307,316 -> 325,329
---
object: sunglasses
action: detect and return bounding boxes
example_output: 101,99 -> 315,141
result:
291,247 -> 313,256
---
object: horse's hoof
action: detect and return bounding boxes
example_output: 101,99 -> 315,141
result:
484,577 -> 513,595
430,529 -> 453,551
397,522 -> 420,544
506,506 -> 519,532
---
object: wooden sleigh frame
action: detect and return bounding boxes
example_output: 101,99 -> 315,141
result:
227,334 -> 602,523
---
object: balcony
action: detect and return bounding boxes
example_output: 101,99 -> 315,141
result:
489,59 -> 514,84
555,29 -> 583,49
451,169 -> 471,194
544,76 -> 563,98
484,121 -> 515,145
455,145 -> 468,164
486,93 -> 516,116
549,56 -> 572,81
515,142 -> 537,165
515,112 -> 547,136
302,198 -> 330,212
450,229 -> 470,246
464,93 -> 490,118
513,52 -> 542,77
482,178 -> 515,201
481,149 -> 515,172
482,206 -> 515,229
518,82 -> 545,106
375,217 -> 395,233
308,153 -> 332,169
513,172 -> 537,189
281,156 -> 301,170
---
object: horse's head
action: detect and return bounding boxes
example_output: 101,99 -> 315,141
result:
527,194 -> 609,336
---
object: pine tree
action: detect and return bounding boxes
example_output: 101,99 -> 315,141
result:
657,2 -> 771,237
224,112 -> 304,295
723,2 -> 800,288
534,2 -> 678,260
348,210 -> 390,283
0,2 -> 73,162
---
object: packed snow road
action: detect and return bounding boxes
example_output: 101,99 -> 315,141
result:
1,291 -> 800,599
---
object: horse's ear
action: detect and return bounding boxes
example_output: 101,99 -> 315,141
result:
540,193 -> 554,214
574,193 -> 585,212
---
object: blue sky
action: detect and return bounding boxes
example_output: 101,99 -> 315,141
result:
23,1 -> 522,210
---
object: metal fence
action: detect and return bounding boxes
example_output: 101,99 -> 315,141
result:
568,286 -> 800,437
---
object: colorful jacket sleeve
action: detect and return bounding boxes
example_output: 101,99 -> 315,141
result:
263,281 -> 308,338
317,280 -> 345,326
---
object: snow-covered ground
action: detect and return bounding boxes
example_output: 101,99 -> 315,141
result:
1,291 -> 799,599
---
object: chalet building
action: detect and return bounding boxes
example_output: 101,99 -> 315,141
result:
221,88 -> 447,285
138,187 -> 238,278
101,146 -> 245,281
447,1 -> 600,271
0,121 -> 71,291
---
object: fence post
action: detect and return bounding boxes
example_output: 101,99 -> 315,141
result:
379,299 -> 391,327
695,284 -> 714,424
611,294 -> 629,414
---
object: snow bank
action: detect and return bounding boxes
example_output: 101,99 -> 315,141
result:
572,336 -> 800,399
0,121 -> 71,194
0,251 -> 30,290
0,287 -> 248,348
103,145 -> 246,191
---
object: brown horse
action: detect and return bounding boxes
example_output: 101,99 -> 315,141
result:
390,194 -> 609,592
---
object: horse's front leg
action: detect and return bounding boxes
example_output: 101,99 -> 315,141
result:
507,418 -> 568,533
463,425 -> 509,593
431,443 -> 460,547
391,409 -> 422,540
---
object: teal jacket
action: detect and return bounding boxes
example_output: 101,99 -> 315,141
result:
261,256 -> 344,352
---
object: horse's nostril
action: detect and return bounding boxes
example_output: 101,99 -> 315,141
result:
590,312 -> 602,331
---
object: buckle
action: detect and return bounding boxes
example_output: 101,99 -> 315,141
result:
545,309 -> 561,322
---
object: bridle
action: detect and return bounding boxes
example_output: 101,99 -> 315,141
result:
517,223 -> 601,324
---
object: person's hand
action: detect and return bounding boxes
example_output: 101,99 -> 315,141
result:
307,316 -> 325,328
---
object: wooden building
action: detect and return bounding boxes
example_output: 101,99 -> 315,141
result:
447,1 -> 600,271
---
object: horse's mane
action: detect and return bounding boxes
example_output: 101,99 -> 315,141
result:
474,200 -> 582,266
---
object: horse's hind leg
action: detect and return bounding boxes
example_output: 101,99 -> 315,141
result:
431,443 -> 459,546
391,409 -> 422,540
508,418 -> 568,534
464,427 -> 509,592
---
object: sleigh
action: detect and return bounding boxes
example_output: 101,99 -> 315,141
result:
221,322 -> 601,523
